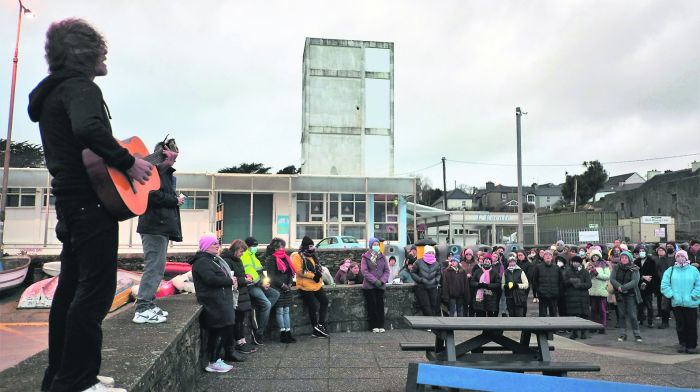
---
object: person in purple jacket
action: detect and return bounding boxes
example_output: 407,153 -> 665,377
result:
361,237 -> 390,333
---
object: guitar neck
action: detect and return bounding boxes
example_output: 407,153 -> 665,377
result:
143,152 -> 165,166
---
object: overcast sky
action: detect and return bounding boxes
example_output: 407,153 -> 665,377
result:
1,0 -> 699,190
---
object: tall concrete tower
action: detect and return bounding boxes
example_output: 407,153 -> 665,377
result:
301,38 -> 394,176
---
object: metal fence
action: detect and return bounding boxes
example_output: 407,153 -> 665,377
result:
539,226 -> 625,245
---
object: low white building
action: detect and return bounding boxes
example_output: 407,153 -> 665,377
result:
1,168 -> 415,255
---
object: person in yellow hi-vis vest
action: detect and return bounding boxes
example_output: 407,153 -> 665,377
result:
242,237 -> 280,345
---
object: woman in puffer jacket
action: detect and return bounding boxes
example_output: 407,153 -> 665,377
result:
661,250 -> 700,354
410,245 -> 442,316
587,249 -> 610,333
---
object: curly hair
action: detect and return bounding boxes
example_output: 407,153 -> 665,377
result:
44,18 -> 106,75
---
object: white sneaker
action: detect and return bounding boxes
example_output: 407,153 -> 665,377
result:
81,382 -> 126,392
216,358 -> 234,370
205,359 -> 232,373
153,306 -> 168,317
96,376 -> 114,386
132,308 -> 167,324
378,328 -> 386,333
372,328 -> 380,333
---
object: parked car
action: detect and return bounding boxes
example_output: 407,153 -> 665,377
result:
315,236 -> 365,249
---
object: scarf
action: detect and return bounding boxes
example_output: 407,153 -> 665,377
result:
423,253 -> 437,265
273,248 -> 295,275
300,248 -> 322,274
675,258 -> 690,268
368,251 -> 378,266
476,267 -> 491,302
213,255 -> 233,278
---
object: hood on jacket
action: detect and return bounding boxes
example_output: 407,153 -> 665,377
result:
28,71 -> 86,122
187,250 -> 211,265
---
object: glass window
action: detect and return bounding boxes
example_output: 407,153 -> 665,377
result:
374,223 -> 398,241
527,194 -> 535,203
341,236 -> 359,244
4,187 -> 36,208
342,225 -> 365,239
328,225 -> 340,237
296,201 -> 309,221
180,190 -> 209,210
501,193 -> 507,200
297,225 -> 323,240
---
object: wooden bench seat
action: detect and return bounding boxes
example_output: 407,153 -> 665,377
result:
399,342 -> 555,353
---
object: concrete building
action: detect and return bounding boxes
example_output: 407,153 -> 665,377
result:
473,182 -> 563,212
531,183 -> 563,211
0,168 -> 415,255
597,162 -> 700,240
301,38 -> 394,176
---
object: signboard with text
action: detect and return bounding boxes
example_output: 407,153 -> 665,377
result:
655,228 -> 666,238
641,216 -> 672,224
579,230 -> 600,242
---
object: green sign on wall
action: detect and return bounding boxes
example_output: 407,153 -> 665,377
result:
277,215 -> 290,235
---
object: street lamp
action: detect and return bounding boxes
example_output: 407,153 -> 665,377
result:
0,0 -> 35,253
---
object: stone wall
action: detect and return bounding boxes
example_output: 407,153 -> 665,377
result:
268,283 -> 419,337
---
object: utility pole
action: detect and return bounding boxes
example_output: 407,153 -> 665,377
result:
442,157 -> 447,211
573,176 -> 578,213
515,107 -> 524,246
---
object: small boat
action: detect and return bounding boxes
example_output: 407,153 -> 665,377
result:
0,256 -> 31,293
42,261 -> 61,277
164,261 -> 191,276
17,276 -> 58,309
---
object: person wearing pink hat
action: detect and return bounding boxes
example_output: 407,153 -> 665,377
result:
190,234 -> 237,372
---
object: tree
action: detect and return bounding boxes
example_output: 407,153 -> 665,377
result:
561,160 -> 608,206
277,165 -> 301,174
218,162 -> 271,174
0,139 -> 45,168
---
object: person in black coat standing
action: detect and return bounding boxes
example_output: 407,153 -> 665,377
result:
221,241 -> 257,354
410,245 -> 442,316
532,250 -> 563,317
190,234 -> 236,372
265,238 -> 297,343
471,254 -> 501,317
633,246 -> 657,328
654,245 -> 675,329
562,256 -> 592,339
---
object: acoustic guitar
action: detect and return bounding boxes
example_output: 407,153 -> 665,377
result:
82,136 -> 178,221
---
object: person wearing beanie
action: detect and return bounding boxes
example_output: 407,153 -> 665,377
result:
460,248 -> 479,316
532,250 -> 563,317
610,251 -> 642,342
655,245 -> 675,329
661,249 -> 700,354
502,254 -> 529,317
633,246 -> 657,328
241,236 -> 280,346
442,255 -> 471,317
515,250 -> 533,316
562,256 -> 592,339
587,249 -> 610,332
470,253 -> 500,317
410,245 -> 442,316
291,236 -> 330,338
361,238 -> 390,332
189,235 -> 237,372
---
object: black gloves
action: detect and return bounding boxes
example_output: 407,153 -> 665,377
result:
373,279 -> 383,288
478,282 -> 488,289
312,272 -> 322,283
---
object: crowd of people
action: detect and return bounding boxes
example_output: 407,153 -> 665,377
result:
402,239 -> 700,354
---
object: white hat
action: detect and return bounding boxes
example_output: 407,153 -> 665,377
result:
424,245 -> 435,254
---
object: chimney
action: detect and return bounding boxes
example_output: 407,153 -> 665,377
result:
646,170 -> 661,180
486,181 -> 494,190
692,161 -> 700,173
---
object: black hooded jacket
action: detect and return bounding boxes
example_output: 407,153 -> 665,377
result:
28,71 -> 134,203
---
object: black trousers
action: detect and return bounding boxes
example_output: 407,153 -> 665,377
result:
234,309 -> 252,340
539,297 -> 558,317
415,285 -> 440,316
299,289 -> 329,326
506,297 -> 526,317
674,307 -> 698,349
363,288 -> 386,329
637,293 -> 654,326
42,201 -> 118,392
206,325 -> 234,363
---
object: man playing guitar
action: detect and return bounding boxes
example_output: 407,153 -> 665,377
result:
28,19 -> 151,392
